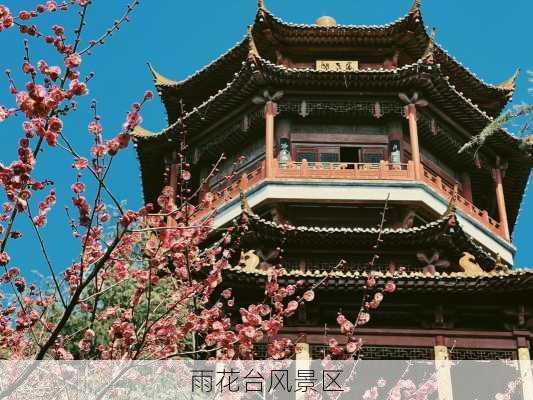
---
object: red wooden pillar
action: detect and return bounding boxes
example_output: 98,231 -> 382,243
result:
406,104 -> 422,180
264,101 -> 277,178
461,172 -> 473,202
493,167 -> 510,241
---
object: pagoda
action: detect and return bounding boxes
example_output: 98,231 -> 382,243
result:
134,0 -> 533,370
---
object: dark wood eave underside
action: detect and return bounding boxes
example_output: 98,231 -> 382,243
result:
154,3 -> 514,119
241,211 -> 496,269
224,267 -> 533,294
141,60 -> 524,149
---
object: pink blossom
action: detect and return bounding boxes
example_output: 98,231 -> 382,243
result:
64,53 -> 81,68
48,116 -> 63,132
91,144 -> 106,158
68,79 -> 88,96
0,106 -> 9,121
346,341 -> 359,353
47,1 -> 57,11
303,290 -> 315,302
71,182 -> 85,194
73,157 -> 88,170
0,5 -> 14,30
119,211 -> 138,227
362,387 -> 378,400
357,312 -> 370,326
88,120 -> 102,135
144,90 -> 153,101
14,278 -> 26,293
122,110 -> 142,131
106,138 -> 120,155
0,252 -> 10,266
285,300 -> 298,314
384,281 -> 396,293
19,11 -> 31,21
44,130 -> 57,146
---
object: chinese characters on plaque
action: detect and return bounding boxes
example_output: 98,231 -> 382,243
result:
316,60 -> 359,72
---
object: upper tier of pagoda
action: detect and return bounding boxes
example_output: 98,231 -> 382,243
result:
134,0 -> 532,246
149,0 -> 518,123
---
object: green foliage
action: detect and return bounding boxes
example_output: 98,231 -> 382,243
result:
459,104 -> 533,155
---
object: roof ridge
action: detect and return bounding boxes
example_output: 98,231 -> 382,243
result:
256,1 -> 420,30
227,265 -> 533,279
247,207 -> 453,235
154,35 -> 249,90
432,39 -> 516,94
139,60 -> 256,140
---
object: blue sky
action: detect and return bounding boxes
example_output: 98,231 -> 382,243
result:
0,0 -> 531,279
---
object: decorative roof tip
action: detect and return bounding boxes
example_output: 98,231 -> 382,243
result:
131,125 -> 155,138
409,0 -> 422,16
257,0 -> 266,11
146,62 -> 178,87
497,68 -> 520,91
421,27 -> 436,64
444,183 -> 460,216
239,190 -> 252,214
247,26 -> 260,60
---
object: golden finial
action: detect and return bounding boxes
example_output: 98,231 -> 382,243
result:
257,0 -> 266,11
315,16 -> 337,27
496,68 -> 520,91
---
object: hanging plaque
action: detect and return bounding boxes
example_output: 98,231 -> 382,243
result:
316,60 -> 359,72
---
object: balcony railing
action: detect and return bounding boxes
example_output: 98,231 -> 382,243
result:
195,159 -> 506,240
275,160 -> 412,180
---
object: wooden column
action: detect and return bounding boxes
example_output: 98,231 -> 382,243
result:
493,167 -> 510,241
295,342 -> 310,360
434,342 -> 454,400
518,346 -> 533,400
295,336 -> 311,400
406,104 -> 422,180
264,101 -> 277,178
461,172 -> 473,202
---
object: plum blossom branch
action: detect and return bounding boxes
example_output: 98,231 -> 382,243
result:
79,0 -> 141,56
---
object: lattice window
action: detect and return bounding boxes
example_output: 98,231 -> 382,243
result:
311,345 -> 328,360
310,345 -> 434,360
450,348 -> 517,360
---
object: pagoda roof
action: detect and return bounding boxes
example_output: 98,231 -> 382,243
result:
241,209 -> 497,270
134,57 -> 532,231
152,0 -> 515,121
137,59 -> 525,144
225,266 -> 533,294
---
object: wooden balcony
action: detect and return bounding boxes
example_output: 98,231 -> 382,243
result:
196,159 -> 506,240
